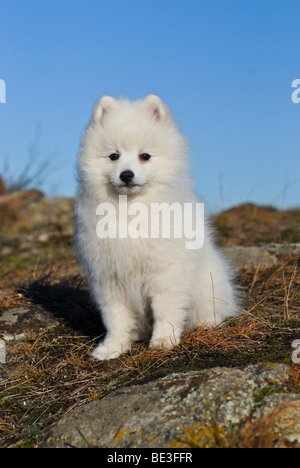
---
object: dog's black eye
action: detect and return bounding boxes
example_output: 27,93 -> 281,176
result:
109,153 -> 120,161
139,153 -> 151,161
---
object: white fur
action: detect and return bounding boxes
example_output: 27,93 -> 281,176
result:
75,94 -> 239,360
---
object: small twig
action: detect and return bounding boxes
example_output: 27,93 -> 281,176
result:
283,264 -> 297,321
210,272 -> 217,326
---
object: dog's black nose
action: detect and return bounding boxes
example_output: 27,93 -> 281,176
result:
120,170 -> 135,184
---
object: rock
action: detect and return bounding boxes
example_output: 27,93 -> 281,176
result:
0,246 -> 13,257
250,394 -> 300,446
223,243 -> 300,272
224,246 -> 277,271
38,232 -> 50,243
0,307 -> 30,326
268,243 -> 300,258
0,306 -> 60,337
40,363 -> 300,448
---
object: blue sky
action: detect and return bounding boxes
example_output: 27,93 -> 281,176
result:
0,0 -> 299,212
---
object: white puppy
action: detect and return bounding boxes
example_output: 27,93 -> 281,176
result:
75,95 -> 238,360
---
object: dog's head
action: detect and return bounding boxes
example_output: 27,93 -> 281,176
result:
78,95 -> 187,198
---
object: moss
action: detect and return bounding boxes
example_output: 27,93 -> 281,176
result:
254,386 -> 285,403
169,421 -> 229,449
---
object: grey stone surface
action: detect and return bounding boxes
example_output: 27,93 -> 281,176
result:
223,243 -> 300,271
40,363 -> 300,448
0,306 -> 60,338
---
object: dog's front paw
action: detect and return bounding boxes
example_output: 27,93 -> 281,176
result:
149,335 -> 179,350
91,341 -> 130,361
91,345 -> 120,361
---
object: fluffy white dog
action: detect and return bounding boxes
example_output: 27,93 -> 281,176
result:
75,95 -> 238,360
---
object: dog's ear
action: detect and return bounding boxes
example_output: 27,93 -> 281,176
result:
92,95 -> 118,124
142,94 -> 169,122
